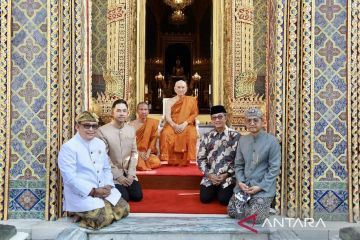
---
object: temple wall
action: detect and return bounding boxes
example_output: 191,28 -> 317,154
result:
91,0 -> 107,96
92,0 -> 107,76
0,0 -> 359,222
0,0 -> 88,220
8,0 -> 49,219
313,0 -> 348,221
253,0 -> 267,77
229,0 -> 359,222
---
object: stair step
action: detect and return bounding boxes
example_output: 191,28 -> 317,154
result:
136,162 -> 202,176
138,175 -> 201,189
137,163 -> 202,189
56,216 -> 272,240
130,189 -> 227,214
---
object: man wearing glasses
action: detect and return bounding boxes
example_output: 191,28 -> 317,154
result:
228,107 -> 281,224
58,111 -> 129,229
97,99 -> 143,202
197,105 -> 240,205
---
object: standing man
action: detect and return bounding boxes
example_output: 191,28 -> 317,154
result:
130,102 -> 161,171
97,99 -> 143,202
228,107 -> 281,224
197,105 -> 240,205
58,111 -> 129,229
160,80 -> 198,166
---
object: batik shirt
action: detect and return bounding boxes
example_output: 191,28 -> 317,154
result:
197,127 -> 241,188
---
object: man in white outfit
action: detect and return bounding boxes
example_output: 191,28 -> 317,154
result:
58,111 -> 129,229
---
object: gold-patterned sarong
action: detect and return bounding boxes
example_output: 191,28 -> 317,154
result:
74,198 -> 129,229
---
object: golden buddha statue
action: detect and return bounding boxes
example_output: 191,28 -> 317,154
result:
172,57 -> 185,77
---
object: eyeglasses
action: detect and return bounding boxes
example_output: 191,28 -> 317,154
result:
246,118 -> 261,124
80,123 -> 99,130
211,114 -> 225,121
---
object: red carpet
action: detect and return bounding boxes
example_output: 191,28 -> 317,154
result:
130,189 -> 227,214
133,163 -> 227,214
136,163 -> 203,176
137,163 -> 203,189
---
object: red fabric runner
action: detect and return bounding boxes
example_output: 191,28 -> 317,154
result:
130,189 -> 227,214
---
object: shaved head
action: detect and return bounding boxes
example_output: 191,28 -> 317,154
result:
137,101 -> 149,110
137,101 -> 149,120
175,80 -> 187,87
174,80 -> 187,96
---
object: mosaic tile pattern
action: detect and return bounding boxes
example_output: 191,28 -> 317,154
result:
9,0 -> 47,218
314,0 -> 348,220
92,0 -> 107,75
253,0 -> 267,76
8,179 -> 46,218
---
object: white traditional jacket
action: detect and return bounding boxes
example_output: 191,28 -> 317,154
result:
58,133 -> 121,212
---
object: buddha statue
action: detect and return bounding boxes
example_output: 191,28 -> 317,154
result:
172,57 -> 185,77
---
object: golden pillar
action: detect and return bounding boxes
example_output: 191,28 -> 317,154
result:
233,0 -> 256,98
93,0 -> 135,122
103,0 -> 128,99
230,0 -> 265,129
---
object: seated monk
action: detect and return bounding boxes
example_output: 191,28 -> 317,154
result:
130,102 -> 161,171
160,80 -> 199,166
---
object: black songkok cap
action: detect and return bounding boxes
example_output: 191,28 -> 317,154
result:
210,105 -> 227,115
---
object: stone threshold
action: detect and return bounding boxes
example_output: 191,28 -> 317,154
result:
0,214 -> 358,240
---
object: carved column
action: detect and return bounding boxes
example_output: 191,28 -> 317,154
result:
234,0 -> 254,73
104,0 -> 129,99
230,0 -> 265,130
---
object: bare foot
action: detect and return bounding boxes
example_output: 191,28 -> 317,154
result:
72,215 -> 81,223
137,167 -> 152,171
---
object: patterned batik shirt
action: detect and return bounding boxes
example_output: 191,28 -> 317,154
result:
197,127 -> 241,188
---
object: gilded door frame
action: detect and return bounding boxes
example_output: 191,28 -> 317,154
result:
136,0 -> 224,106
0,0 -> 12,220
86,0 -> 360,222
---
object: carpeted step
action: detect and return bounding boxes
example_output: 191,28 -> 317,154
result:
137,163 -> 203,190
130,189 -> 227,214
134,163 -> 226,214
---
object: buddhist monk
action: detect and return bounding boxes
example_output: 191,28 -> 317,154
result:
160,80 -> 199,166
130,102 -> 161,171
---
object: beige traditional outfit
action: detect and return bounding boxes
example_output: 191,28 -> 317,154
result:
97,123 -> 143,202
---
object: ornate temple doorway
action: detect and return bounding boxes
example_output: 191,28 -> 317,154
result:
90,0 -> 268,125
144,0 -> 212,114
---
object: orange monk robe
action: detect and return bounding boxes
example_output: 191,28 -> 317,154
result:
136,118 -> 161,171
160,96 -> 198,166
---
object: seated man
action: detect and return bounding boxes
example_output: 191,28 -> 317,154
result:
197,105 -> 240,205
160,80 -> 198,166
97,99 -> 143,202
228,107 -> 281,224
130,102 -> 161,171
58,111 -> 129,229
